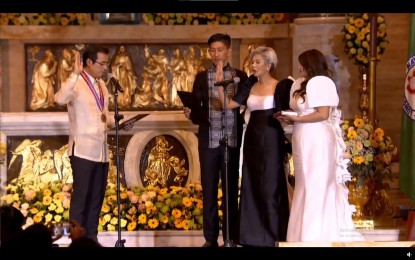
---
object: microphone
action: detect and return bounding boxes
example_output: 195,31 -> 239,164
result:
107,73 -> 124,93
214,77 -> 240,87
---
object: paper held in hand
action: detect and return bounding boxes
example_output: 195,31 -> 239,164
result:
111,113 -> 150,130
281,111 -> 298,116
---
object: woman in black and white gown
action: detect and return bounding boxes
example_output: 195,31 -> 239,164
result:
218,46 -> 291,247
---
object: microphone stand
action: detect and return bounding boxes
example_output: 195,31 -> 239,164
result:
220,83 -> 234,248
112,82 -> 125,248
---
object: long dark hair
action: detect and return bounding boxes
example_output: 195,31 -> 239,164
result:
293,49 -> 332,103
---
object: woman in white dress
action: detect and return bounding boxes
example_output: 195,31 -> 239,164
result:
281,49 -> 364,242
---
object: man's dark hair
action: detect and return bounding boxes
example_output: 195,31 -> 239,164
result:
0,205 -> 25,233
18,223 -> 53,248
208,33 -> 231,48
82,44 -> 110,67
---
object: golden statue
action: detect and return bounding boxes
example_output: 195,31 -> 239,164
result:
169,48 -> 187,107
169,156 -> 188,186
53,144 -> 73,184
110,45 -> 138,108
9,139 -> 74,185
9,139 -> 42,183
144,136 -> 173,187
30,49 -> 58,110
58,48 -> 75,85
242,44 -> 256,76
36,149 -> 60,183
144,46 -> 169,106
132,71 -> 152,108
144,136 -> 188,188
199,46 -> 212,72
183,46 -> 201,92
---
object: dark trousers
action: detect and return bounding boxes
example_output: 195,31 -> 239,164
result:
199,145 -> 240,244
69,155 -> 108,242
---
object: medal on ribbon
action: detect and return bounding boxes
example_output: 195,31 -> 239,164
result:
81,71 -> 106,123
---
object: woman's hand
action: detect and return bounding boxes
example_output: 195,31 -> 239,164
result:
273,111 -> 295,124
184,107 -> 191,119
122,121 -> 134,131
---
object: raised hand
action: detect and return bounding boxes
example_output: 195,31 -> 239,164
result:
72,50 -> 83,76
184,107 -> 191,119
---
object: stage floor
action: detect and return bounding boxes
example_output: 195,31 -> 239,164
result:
54,225 -> 408,247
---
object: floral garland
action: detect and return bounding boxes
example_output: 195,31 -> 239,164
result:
0,178 -> 225,231
0,13 -> 290,26
341,13 -> 388,68
141,13 -> 289,25
0,13 -> 90,26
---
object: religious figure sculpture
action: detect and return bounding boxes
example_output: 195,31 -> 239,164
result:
30,49 -> 58,110
132,71 -> 153,108
183,46 -> 201,92
199,46 -> 212,72
169,48 -> 187,107
53,144 -> 73,184
110,45 -> 138,109
242,44 -> 255,76
144,46 -> 169,106
58,48 -> 75,86
143,136 -> 188,188
144,136 -> 173,187
9,139 -> 42,183
36,149 -> 60,183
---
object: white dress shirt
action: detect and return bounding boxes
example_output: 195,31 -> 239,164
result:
55,71 -> 115,162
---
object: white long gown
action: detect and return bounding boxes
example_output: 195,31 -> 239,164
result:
286,76 -> 365,242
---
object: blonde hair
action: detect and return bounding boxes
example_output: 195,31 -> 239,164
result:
249,46 -> 278,72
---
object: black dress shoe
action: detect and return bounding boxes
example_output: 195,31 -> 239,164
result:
202,241 -> 218,247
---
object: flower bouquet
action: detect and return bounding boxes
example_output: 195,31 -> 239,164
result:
0,179 -> 72,229
1,177 -> 221,231
341,13 -> 388,68
341,117 -> 398,216
98,182 -> 205,231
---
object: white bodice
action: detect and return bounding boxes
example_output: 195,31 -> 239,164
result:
244,94 -> 274,124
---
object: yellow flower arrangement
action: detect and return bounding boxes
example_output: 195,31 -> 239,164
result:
1,177 -> 223,231
98,182 -> 206,231
0,142 -> 6,166
0,13 -> 90,26
341,13 -> 388,68
341,117 -> 397,187
141,13 -> 288,25
0,179 -> 72,229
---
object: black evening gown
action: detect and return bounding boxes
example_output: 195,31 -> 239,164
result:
237,80 -> 291,247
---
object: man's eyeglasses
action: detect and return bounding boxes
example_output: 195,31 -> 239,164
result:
95,60 -> 110,66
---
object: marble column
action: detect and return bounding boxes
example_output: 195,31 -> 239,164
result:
292,15 -> 360,119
